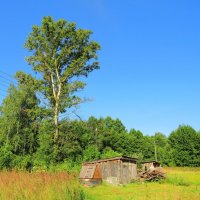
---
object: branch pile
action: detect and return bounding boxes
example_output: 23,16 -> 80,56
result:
137,168 -> 165,182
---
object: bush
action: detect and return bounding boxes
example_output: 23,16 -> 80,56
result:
12,155 -> 33,171
0,144 -> 15,169
83,145 -> 100,161
49,160 -> 81,174
100,147 -> 121,159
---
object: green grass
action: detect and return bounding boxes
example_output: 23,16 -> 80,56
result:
165,167 -> 200,185
84,168 -> 200,200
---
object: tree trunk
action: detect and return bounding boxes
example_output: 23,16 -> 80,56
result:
54,100 -> 59,144
50,70 -> 61,145
154,141 -> 158,162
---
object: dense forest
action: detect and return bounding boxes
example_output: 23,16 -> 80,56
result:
0,78 -> 200,170
0,16 -> 200,171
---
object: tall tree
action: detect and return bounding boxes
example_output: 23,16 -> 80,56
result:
169,125 -> 200,166
152,132 -> 169,165
0,72 -> 40,169
24,16 -> 100,147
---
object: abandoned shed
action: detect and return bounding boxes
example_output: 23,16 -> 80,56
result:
142,161 -> 161,171
79,163 -> 102,186
79,156 -> 137,185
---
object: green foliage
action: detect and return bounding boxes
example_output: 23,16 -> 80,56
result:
0,144 -> 15,169
132,153 -> 144,168
83,145 -> 100,161
169,125 -> 200,166
1,105 -> 200,169
152,132 -> 169,165
101,147 -> 122,159
24,16 -> 100,146
58,120 -> 84,162
12,155 -> 33,171
48,159 -> 81,174
0,73 -> 40,169
33,120 -> 54,167
1,93 -> 200,170
128,129 -> 151,158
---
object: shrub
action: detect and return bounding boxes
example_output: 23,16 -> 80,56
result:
100,147 -> 121,159
83,145 -> 100,161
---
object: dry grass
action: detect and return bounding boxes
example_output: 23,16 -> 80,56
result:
0,171 -> 85,200
85,167 -> 200,200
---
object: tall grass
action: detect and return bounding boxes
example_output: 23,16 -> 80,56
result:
0,168 -> 200,200
0,171 -> 85,200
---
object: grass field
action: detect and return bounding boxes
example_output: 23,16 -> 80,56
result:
0,168 -> 199,200
85,167 -> 200,200
0,171 -> 85,200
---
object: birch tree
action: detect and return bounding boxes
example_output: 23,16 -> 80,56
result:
24,16 -> 100,146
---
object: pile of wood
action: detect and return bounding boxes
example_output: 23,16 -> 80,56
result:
137,167 -> 165,182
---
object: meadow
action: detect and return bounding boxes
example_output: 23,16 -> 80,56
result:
85,167 -> 200,200
0,168 -> 199,200
0,171 -> 85,200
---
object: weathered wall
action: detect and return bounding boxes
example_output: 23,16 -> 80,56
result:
120,161 -> 137,184
96,160 -> 137,184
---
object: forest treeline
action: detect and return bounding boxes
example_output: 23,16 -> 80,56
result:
0,77 -> 200,171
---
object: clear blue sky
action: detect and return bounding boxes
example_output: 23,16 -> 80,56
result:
0,0 -> 200,135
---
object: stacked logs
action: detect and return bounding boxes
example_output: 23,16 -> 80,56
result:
137,167 -> 165,182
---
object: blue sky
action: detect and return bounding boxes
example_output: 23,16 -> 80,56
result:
0,0 -> 200,135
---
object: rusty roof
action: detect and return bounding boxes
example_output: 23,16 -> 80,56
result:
84,156 -> 137,164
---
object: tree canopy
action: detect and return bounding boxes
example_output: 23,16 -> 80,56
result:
24,16 -> 100,146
